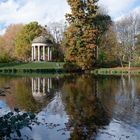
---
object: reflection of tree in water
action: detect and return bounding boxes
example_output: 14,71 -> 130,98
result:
0,76 -> 64,113
97,76 -> 120,116
0,76 -> 65,139
0,77 -> 41,112
62,75 -> 110,140
113,76 -> 140,125
97,75 -> 140,127
14,77 -> 64,113
0,75 -> 66,112
14,78 -> 51,113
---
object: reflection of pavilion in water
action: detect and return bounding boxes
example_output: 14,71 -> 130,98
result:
31,77 -> 52,102
31,77 -> 66,117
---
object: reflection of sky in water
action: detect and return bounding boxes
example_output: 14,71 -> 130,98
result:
0,100 -> 7,108
0,100 -> 10,116
96,77 -> 140,140
1,76 -> 140,139
12,92 -> 70,140
32,92 -> 70,140
97,119 -> 140,140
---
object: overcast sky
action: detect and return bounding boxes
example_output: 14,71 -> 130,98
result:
0,0 -> 140,34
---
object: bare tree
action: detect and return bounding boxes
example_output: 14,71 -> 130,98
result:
115,13 -> 140,68
47,21 -> 67,43
45,21 -> 67,62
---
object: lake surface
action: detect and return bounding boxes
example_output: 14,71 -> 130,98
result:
0,74 -> 140,140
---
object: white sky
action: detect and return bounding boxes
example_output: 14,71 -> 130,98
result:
0,0 -> 140,34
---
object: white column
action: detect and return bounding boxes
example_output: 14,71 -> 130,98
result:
43,78 -> 45,94
43,46 -> 45,61
38,78 -> 40,93
47,78 -> 50,92
34,46 -> 36,61
34,78 -> 37,92
48,46 -> 50,61
38,46 -> 40,61
50,49 -> 52,61
32,78 -> 34,92
32,46 -> 34,61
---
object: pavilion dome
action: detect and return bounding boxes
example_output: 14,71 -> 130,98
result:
32,36 -> 53,45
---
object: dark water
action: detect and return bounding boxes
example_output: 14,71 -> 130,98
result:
0,74 -> 140,140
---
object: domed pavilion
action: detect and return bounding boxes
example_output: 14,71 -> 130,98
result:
31,36 -> 53,62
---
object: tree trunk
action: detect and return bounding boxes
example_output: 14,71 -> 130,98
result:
128,61 -> 131,69
119,58 -> 123,68
96,45 -> 99,60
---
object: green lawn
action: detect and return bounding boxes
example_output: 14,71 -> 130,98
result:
0,62 -> 65,74
0,62 -> 64,69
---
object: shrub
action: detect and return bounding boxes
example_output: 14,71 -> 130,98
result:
0,108 -> 36,139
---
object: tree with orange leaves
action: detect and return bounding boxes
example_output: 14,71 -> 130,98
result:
63,0 -> 98,70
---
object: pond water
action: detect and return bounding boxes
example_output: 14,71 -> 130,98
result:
0,74 -> 140,140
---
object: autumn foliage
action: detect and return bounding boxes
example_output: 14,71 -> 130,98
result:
0,24 -> 23,62
63,0 -> 98,70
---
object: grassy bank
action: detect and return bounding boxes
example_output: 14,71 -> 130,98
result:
92,67 -> 140,75
2,62 -> 140,76
0,62 -> 66,74
0,62 -> 64,69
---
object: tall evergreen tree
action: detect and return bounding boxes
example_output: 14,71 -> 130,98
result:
63,0 -> 98,70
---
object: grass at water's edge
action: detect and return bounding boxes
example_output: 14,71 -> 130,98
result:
0,62 -> 65,76
0,62 -> 82,76
1,62 -> 140,76
0,62 -> 64,69
92,68 -> 140,75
